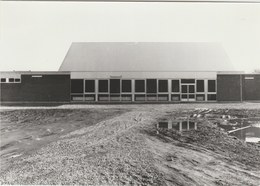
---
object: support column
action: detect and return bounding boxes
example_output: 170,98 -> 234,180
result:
95,79 -> 98,102
168,79 -> 171,101
132,79 -> 135,102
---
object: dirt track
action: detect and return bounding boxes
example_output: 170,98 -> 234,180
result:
0,103 -> 260,185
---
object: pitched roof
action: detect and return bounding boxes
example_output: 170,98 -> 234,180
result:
59,42 -> 234,72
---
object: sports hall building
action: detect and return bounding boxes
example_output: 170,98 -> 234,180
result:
1,42 -> 259,103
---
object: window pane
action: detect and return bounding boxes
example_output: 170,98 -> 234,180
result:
122,80 -> 131,92
135,80 -> 145,92
172,80 -> 180,92
196,94 -> 205,101
158,80 -> 168,92
146,79 -> 157,93
181,79 -> 195,84
208,80 -> 216,92
110,94 -> 120,101
1,78 -> 6,82
182,94 -> 188,98
15,78 -> 21,82
158,94 -> 168,101
196,80 -> 204,92
9,78 -> 14,82
71,79 -> 84,93
98,94 -> 109,101
85,94 -> 95,101
189,85 -> 195,93
135,94 -> 145,101
110,79 -> 120,93
189,94 -> 195,99
207,94 -> 216,101
171,94 -> 180,101
99,80 -> 108,92
85,80 -> 95,93
71,95 -> 84,101
121,94 -> 132,101
181,85 -> 188,93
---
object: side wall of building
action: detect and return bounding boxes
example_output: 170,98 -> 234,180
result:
217,75 -> 242,101
242,74 -> 260,101
0,74 -> 71,102
217,74 -> 260,101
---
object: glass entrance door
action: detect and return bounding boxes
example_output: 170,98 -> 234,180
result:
181,84 -> 195,101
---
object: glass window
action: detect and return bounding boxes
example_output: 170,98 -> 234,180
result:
121,94 -> 132,101
189,94 -> 195,99
85,94 -> 95,101
208,80 -> 216,92
196,94 -> 205,101
146,79 -> 157,93
182,94 -> 188,99
85,80 -> 95,93
98,94 -> 109,101
135,80 -> 145,92
110,79 -> 120,93
122,80 -> 132,93
207,94 -> 217,101
158,80 -> 168,92
171,94 -> 180,101
158,94 -> 168,101
71,79 -> 84,93
172,80 -> 180,92
1,78 -> 6,83
181,79 -> 195,84
71,95 -> 84,101
189,85 -> 195,93
15,78 -> 21,82
135,94 -> 145,101
181,85 -> 188,93
9,78 -> 14,82
99,80 -> 108,93
196,80 -> 204,92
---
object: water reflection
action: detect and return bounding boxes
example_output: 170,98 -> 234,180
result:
158,119 -> 260,143
157,120 -> 197,131
230,127 -> 260,143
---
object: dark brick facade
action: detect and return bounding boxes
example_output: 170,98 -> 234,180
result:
217,75 -> 242,101
217,74 -> 260,102
242,74 -> 260,101
0,74 -> 70,102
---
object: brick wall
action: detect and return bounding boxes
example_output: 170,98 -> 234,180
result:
0,74 -> 70,102
217,75 -> 242,101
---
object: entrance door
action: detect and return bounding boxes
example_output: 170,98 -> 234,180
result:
181,84 -> 195,101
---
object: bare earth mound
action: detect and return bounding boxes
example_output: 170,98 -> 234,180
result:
0,104 -> 260,185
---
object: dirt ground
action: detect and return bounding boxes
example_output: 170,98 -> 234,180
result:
0,103 -> 260,185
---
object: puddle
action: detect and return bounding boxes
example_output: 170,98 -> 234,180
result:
229,127 -> 260,143
218,120 -> 260,143
157,120 -> 197,131
157,118 -> 260,143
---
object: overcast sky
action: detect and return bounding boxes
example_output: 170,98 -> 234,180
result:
0,1 -> 260,72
